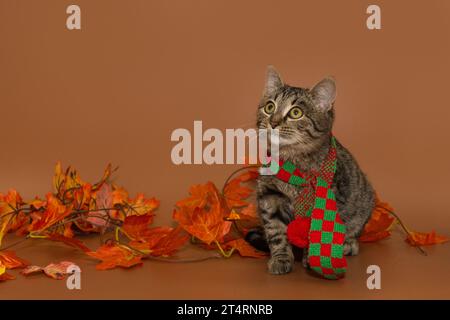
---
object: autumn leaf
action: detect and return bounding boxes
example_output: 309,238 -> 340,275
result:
128,226 -> 174,252
0,250 -> 29,269
0,190 -> 26,246
224,238 -> 267,258
121,213 -> 154,241
125,194 -> 160,216
111,185 -> 129,206
240,203 -> 258,220
87,242 -> 143,270
52,161 -> 65,194
21,261 -> 79,280
145,226 -> 189,257
86,183 -> 111,227
175,182 -> 218,210
44,261 -> 78,280
174,205 -> 227,245
223,177 -> 253,208
359,197 -> 396,243
92,163 -> 113,191
406,230 -> 450,246
226,209 -> 241,221
0,261 -> 15,281
28,197 -> 46,210
47,233 -> 91,253
21,265 -> 43,276
28,193 -> 72,232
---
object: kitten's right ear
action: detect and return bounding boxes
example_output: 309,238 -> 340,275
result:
263,65 -> 283,97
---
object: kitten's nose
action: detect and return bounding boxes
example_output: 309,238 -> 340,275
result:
269,117 -> 282,129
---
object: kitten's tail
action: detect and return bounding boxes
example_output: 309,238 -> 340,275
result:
245,227 -> 270,252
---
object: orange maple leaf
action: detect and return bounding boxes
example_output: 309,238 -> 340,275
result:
224,238 -> 267,258
47,233 -> 91,253
121,213 -> 154,241
174,206 -> 228,245
359,196 -> 396,243
125,194 -> 160,216
87,242 -> 143,270
28,193 -> 72,232
0,250 -> 29,269
174,182 -> 232,245
0,261 -> 15,281
222,169 -> 257,209
406,230 -> 449,246
175,182 -> 218,210
144,226 -> 189,257
223,178 -> 253,208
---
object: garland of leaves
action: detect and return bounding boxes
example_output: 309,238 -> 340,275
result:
0,162 -> 448,281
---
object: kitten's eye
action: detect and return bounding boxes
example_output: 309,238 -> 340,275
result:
288,107 -> 303,119
263,102 -> 276,114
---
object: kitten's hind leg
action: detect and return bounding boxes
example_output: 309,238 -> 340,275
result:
259,194 -> 294,275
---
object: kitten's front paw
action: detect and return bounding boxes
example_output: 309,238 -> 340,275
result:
344,238 -> 359,256
268,255 -> 293,275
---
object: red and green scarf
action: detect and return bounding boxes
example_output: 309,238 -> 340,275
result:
267,135 -> 347,280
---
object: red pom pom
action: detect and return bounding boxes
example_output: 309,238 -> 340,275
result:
287,216 -> 311,248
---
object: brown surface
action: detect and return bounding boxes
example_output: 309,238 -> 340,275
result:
0,0 -> 449,299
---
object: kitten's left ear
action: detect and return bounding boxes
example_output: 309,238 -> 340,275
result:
311,77 -> 336,111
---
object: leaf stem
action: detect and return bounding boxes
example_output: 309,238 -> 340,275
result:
387,209 -> 427,256
214,240 -> 235,258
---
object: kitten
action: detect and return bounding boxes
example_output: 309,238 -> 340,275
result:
246,66 -> 375,275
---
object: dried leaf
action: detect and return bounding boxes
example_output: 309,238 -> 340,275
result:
44,261 -> 78,280
406,230 -> 449,246
21,265 -> 44,276
21,261 -> 79,280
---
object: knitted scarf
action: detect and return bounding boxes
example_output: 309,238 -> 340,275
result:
267,135 -> 347,280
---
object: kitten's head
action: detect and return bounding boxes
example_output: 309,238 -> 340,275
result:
257,66 -> 336,154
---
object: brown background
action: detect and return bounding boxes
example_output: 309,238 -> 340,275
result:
0,0 -> 449,299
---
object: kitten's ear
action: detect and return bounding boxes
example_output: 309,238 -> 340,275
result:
311,77 -> 336,111
263,65 -> 283,97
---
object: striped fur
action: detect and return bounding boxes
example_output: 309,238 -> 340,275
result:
247,67 -> 375,275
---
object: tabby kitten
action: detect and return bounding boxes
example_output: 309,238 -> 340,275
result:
246,66 -> 375,275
